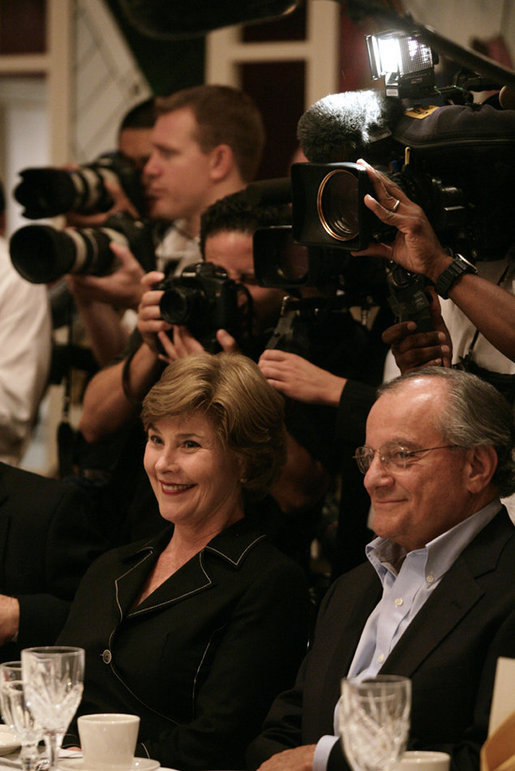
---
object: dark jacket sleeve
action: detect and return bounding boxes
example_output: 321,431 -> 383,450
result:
12,478 -> 109,651
245,576 -> 346,770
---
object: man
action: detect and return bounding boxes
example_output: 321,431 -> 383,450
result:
354,160 -> 515,387
0,179 -> 51,464
0,461 -> 109,661
65,97 -> 157,367
79,85 -> 265,443
247,367 -> 515,771
117,97 -> 156,173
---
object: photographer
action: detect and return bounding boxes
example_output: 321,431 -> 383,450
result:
78,85 -> 265,446
64,98 -> 156,368
258,284 -> 391,575
354,159 -> 515,374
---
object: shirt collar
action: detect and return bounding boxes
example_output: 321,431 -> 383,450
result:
366,497 -> 502,580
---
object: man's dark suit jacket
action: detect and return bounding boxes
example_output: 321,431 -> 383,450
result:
247,507 -> 515,771
0,462 -> 108,661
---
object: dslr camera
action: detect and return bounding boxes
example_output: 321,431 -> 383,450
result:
157,262 -> 249,353
9,211 -> 154,284
13,151 -> 145,219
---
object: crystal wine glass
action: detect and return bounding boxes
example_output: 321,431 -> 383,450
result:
0,661 -> 45,771
21,646 -> 85,770
339,674 -> 411,771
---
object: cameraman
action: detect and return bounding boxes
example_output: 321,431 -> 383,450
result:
354,159 -> 515,374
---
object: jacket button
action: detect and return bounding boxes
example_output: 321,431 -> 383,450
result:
102,649 -> 112,664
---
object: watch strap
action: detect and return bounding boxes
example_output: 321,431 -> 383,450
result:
435,253 -> 477,299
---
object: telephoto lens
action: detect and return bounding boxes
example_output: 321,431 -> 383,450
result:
9,212 -> 151,283
13,152 -> 144,219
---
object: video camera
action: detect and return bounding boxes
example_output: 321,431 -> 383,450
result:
250,45 -> 515,332
13,151 -> 145,219
9,211 -> 154,284
156,262 -> 251,353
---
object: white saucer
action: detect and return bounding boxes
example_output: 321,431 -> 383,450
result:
0,724 -> 21,755
58,758 -> 160,770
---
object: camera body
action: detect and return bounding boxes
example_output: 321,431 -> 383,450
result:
157,262 -> 245,352
9,212 -> 154,284
278,102 -> 515,329
291,103 -> 515,262
14,151 -> 145,219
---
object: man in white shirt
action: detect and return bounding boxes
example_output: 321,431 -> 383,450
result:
0,186 -> 51,464
247,366 -> 515,771
79,84 -> 265,444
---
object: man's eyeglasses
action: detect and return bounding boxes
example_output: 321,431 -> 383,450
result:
353,443 -> 458,474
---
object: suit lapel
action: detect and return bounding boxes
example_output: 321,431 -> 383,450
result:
383,509 -> 513,677
113,516 -> 265,620
320,567 -> 382,716
384,556 -> 482,675
113,545 -> 156,619
127,551 -> 213,617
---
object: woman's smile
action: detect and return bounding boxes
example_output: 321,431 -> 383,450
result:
160,481 -> 196,495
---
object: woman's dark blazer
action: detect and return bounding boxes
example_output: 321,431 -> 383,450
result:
58,514 -> 310,771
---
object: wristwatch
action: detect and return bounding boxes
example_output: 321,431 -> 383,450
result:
435,253 -> 478,299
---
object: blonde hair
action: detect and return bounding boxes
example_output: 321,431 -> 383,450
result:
141,353 -> 286,498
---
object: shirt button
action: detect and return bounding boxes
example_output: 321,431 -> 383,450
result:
377,653 -> 385,663
102,649 -> 112,664
394,597 -> 404,606
426,574 -> 435,584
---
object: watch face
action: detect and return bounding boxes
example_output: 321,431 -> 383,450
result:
455,254 -> 477,271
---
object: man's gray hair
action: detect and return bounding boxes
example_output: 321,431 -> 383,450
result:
379,367 -> 515,497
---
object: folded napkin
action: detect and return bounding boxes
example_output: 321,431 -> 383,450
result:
481,711 -> 515,771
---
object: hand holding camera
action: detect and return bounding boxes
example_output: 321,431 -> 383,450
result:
137,263 -> 245,362
137,270 -> 172,354
381,289 -> 453,373
64,176 -> 141,229
67,241 -> 146,309
352,159 -> 453,284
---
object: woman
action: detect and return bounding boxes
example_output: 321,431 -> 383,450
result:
59,352 -> 310,770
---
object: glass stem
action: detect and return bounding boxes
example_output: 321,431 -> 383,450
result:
44,731 -> 58,770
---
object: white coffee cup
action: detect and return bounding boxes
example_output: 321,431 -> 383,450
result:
78,713 -> 140,770
399,750 -> 451,771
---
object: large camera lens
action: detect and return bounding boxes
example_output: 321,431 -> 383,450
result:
317,169 -> 360,241
159,286 -> 207,325
9,225 -> 114,283
14,167 -> 112,220
9,212 -> 151,284
14,152 -> 144,219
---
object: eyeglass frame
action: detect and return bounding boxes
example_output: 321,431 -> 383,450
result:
353,442 -> 459,474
